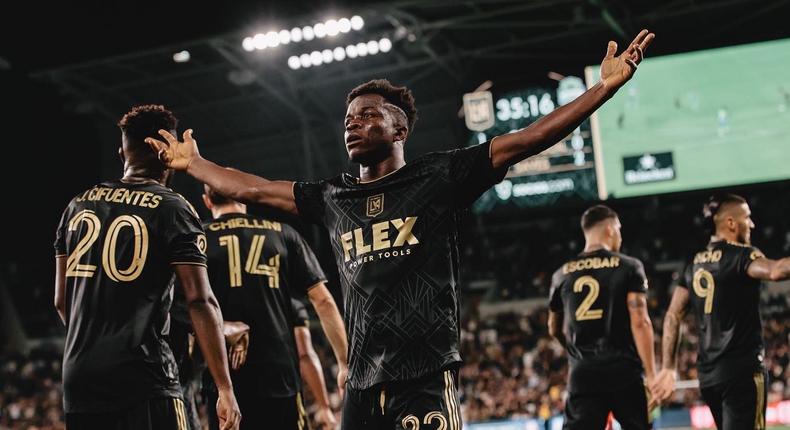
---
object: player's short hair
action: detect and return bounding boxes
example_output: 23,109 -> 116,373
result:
346,79 -> 418,131
204,184 -> 232,206
581,205 -> 619,231
117,105 -> 178,144
702,193 -> 747,228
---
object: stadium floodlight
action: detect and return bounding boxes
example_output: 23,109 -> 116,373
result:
265,31 -> 280,48
367,40 -> 379,55
325,19 -> 339,36
242,37 -> 256,52
302,26 -> 315,41
322,49 -> 334,64
379,38 -> 392,53
290,27 -> 303,42
172,50 -> 190,63
346,44 -> 359,58
278,29 -> 291,45
333,46 -> 346,61
350,15 -> 364,31
313,22 -> 327,38
310,50 -> 323,66
288,56 -> 301,70
299,53 -> 312,68
338,18 -> 351,33
356,42 -> 369,57
253,33 -> 267,50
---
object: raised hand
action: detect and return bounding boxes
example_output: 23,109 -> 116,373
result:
145,129 -> 201,171
600,29 -> 655,92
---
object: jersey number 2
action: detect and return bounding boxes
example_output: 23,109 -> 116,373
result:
219,234 -> 280,289
65,210 -> 148,282
573,275 -> 604,321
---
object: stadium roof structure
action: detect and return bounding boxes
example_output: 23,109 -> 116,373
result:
29,0 -> 790,182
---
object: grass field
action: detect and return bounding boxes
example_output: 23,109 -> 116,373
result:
586,38 -> 790,199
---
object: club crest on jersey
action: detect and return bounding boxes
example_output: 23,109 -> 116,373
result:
366,194 -> 384,217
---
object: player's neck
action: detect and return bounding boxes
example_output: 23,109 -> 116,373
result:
710,233 -> 740,244
358,153 -> 406,183
582,242 -> 612,253
212,204 -> 246,218
122,165 -> 166,186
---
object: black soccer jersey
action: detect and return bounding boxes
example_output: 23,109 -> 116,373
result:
549,249 -> 648,394
293,141 -> 507,389
291,298 -> 310,328
678,240 -> 765,387
203,212 -> 326,397
53,181 -> 206,413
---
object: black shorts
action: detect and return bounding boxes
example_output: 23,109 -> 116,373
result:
65,397 -> 189,430
341,369 -> 462,430
700,371 -> 767,430
207,391 -> 308,430
563,378 -> 651,430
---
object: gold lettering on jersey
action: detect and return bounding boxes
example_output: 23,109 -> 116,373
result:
693,250 -> 722,264
562,256 -> 620,274
207,217 -> 282,232
75,187 -> 162,209
339,217 -> 419,262
367,194 -> 384,217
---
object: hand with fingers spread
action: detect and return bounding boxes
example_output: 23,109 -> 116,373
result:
145,129 -> 201,171
229,332 -> 249,370
600,29 -> 656,93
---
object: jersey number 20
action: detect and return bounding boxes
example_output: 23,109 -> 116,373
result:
65,210 -> 148,282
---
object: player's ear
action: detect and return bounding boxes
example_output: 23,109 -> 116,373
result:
202,194 -> 213,210
394,125 -> 408,144
117,146 -> 124,163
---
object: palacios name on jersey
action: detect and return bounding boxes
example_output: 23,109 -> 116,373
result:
206,217 -> 283,232
562,256 -> 621,274
75,186 -> 162,209
339,216 -> 419,267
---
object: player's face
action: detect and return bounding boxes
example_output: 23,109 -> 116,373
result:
344,94 -> 401,164
733,203 -> 755,244
610,217 -> 623,252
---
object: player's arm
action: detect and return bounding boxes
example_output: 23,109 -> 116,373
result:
175,264 -> 241,430
54,257 -> 66,325
307,282 -> 349,398
627,292 -> 657,385
145,130 -> 297,214
747,256 -> 790,281
651,286 -> 689,403
295,325 -> 337,430
547,310 -> 566,348
224,321 -> 250,370
490,30 -> 654,169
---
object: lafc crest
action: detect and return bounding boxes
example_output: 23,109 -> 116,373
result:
366,194 -> 384,217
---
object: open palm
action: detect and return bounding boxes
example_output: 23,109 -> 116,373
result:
600,29 -> 655,91
145,129 -> 200,171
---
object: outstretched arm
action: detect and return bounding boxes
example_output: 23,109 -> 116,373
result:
176,264 -> 241,430
307,283 -> 348,399
652,286 -> 689,402
747,257 -> 790,281
295,326 -> 337,430
146,130 -> 297,214
490,30 -> 655,169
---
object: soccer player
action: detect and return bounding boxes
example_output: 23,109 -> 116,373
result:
292,297 -> 339,430
53,105 -> 241,430
653,194 -> 790,430
548,205 -> 656,430
200,185 -> 347,430
146,30 -> 655,429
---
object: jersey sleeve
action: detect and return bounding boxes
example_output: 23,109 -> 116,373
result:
163,200 -> 208,266
548,268 -> 565,312
54,206 -> 71,257
628,258 -> 649,293
736,246 -> 765,277
284,227 -> 327,294
293,181 -> 327,226
675,263 -> 693,290
447,141 -> 508,208
291,298 -> 310,328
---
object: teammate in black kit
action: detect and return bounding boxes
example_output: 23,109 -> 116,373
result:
53,105 -> 241,430
200,185 -> 347,430
654,194 -> 790,430
147,29 -> 655,429
548,205 -> 657,430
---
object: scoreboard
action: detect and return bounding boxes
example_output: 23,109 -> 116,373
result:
466,77 -> 598,213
